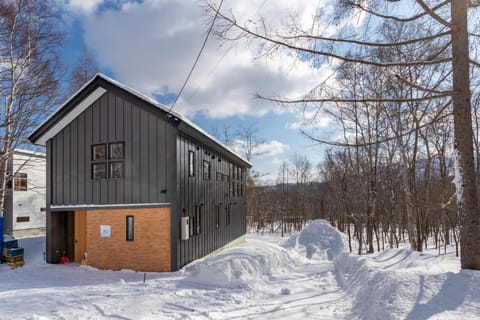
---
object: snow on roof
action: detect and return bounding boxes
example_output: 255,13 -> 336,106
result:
50,203 -> 171,210
96,74 -> 251,167
13,148 -> 46,158
30,73 -> 251,167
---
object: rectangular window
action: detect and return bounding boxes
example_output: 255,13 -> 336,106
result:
189,216 -> 195,237
14,173 -> 27,191
203,160 -> 210,180
215,205 -> 220,229
188,151 -> 195,177
126,216 -> 134,241
225,205 -> 231,226
16,216 -> 30,223
195,206 -> 201,235
92,142 -> 125,180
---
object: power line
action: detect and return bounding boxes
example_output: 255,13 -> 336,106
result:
168,0 -> 225,113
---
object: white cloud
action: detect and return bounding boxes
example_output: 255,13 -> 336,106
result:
286,107 -> 334,130
81,0 -> 334,119
231,139 -> 289,159
66,0 -> 103,14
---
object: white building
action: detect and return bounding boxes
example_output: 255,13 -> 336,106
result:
3,149 -> 46,237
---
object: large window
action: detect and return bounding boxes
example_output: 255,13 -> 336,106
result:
14,173 -> 27,191
229,165 -> 244,197
92,142 -> 124,180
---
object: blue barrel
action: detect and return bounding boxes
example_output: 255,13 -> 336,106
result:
0,216 -> 3,264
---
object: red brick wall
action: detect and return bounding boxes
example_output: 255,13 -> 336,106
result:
82,207 -> 171,272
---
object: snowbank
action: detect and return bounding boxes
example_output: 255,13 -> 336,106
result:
333,233 -> 480,319
283,219 -> 345,260
185,240 -> 296,289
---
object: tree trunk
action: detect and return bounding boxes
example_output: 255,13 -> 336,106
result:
451,0 -> 480,270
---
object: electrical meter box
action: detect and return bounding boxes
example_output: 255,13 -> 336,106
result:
181,216 -> 190,240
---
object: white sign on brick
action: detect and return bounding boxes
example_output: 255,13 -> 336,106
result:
100,225 -> 111,238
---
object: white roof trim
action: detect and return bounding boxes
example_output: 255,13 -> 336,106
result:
50,203 -> 171,210
13,148 -> 46,158
36,87 -> 107,146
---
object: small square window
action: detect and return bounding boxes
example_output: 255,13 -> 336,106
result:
92,144 -> 106,161
109,162 -> 124,179
92,163 -> 107,180
109,142 -> 124,160
14,173 -> 27,191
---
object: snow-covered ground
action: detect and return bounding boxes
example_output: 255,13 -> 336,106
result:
0,220 -> 479,319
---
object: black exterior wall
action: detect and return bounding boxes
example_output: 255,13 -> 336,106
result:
31,74 -> 250,269
175,133 -> 247,268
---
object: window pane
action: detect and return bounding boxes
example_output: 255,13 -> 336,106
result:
203,160 -> 210,180
14,173 -> 27,191
92,144 -> 106,161
188,151 -> 195,177
195,206 -> 201,235
109,143 -> 124,160
109,162 -> 124,179
126,216 -> 134,241
17,216 -> 30,222
189,216 -> 194,236
92,163 -> 107,179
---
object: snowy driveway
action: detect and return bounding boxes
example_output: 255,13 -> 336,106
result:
1,220 -> 479,319
0,222 -> 352,319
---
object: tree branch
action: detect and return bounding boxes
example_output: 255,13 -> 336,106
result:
211,5 -> 452,68
300,102 -> 452,148
280,31 -> 450,48
346,0 -> 449,23
415,0 -> 452,28
255,92 -> 453,105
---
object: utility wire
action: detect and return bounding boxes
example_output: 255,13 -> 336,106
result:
168,0 -> 225,113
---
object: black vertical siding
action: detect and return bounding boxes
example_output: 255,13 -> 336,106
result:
175,132 -> 247,269
49,91 -> 172,206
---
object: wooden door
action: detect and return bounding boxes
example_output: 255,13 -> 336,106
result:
74,211 -> 87,262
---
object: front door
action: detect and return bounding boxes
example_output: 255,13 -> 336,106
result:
74,211 -> 87,262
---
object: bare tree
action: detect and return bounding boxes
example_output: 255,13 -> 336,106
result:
69,46 -> 98,94
0,0 -> 64,214
206,0 -> 480,270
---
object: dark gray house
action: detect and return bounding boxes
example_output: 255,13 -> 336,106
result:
28,74 -> 251,272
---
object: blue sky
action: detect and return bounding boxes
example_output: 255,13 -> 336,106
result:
59,0 -> 337,184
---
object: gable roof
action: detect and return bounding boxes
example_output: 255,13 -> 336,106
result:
28,73 -> 251,168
